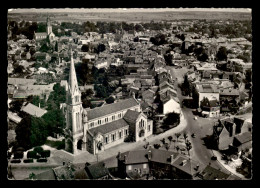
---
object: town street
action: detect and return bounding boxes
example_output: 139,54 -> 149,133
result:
168,66 -> 231,174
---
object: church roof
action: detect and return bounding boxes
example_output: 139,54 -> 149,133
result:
87,98 -> 139,121
123,110 -> 141,124
89,118 -> 129,135
35,32 -> 47,37
68,49 -> 79,97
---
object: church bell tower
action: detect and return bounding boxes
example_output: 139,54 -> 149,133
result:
64,47 -> 84,154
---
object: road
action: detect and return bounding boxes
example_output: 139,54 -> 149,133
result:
168,66 -> 231,174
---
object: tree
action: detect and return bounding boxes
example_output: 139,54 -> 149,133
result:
175,133 -> 181,142
15,116 -> 32,150
29,172 -> 36,180
176,146 -> 180,153
42,109 -> 65,137
216,46 -> 228,61
154,144 -> 161,149
185,140 -> 192,158
81,44 -> 89,52
163,112 -> 180,127
82,98 -> 91,108
168,136 -> 173,146
30,116 -> 48,147
55,41 -> 58,52
183,132 -> 188,142
197,53 -> 208,62
105,96 -> 115,104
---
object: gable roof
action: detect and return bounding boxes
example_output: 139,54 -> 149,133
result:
150,149 -> 179,164
234,132 -> 252,144
21,103 -> 47,117
53,166 -> 75,180
89,118 -> 129,136
123,110 -> 142,124
172,156 -> 201,176
87,98 -> 139,121
85,162 -> 110,179
125,150 -> 149,164
199,165 -> 230,180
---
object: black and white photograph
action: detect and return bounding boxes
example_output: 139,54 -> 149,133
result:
6,8 -> 253,180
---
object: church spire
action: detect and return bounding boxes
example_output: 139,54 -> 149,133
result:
68,47 -> 80,104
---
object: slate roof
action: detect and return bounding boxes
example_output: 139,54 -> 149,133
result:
85,162 -> 110,179
8,77 -> 36,85
123,110 -> 141,124
172,156 -> 201,176
234,132 -> 252,144
199,165 -> 230,180
74,168 -> 90,179
89,118 -> 129,136
150,149 -> 179,164
220,88 -> 239,96
87,98 -> 139,121
53,166 -> 75,180
198,84 -> 219,93
34,169 -> 56,180
21,103 -> 47,117
125,150 -> 149,164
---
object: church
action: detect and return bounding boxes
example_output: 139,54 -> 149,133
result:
34,16 -> 55,42
64,49 -> 153,155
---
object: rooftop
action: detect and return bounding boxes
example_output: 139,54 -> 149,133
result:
86,97 -> 139,121
21,103 -> 47,117
89,118 -> 129,136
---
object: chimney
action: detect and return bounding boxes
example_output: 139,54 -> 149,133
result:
118,152 -> 121,159
148,150 -> 152,160
181,160 -> 187,166
170,154 -> 174,164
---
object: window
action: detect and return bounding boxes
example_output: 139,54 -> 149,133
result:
105,136 -> 108,144
118,113 -> 121,118
105,117 -> 108,123
90,122 -> 94,128
98,120 -> 101,125
125,129 -> 128,135
112,134 -> 115,142
112,115 -> 115,120
119,131 -> 122,138
148,125 -> 150,132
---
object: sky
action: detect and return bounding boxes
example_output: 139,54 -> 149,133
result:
8,8 -> 251,13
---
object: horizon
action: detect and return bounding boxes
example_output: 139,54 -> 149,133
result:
8,8 -> 251,14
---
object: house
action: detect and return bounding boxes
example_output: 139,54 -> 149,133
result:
200,98 -> 220,118
212,117 -> 252,151
197,165 -> 233,180
232,132 -> 252,152
117,148 -> 203,180
74,161 -> 112,180
212,118 -> 235,150
195,83 -> 220,108
161,94 -> 181,115
33,163 -> 75,180
21,102 -> 47,117
8,111 -> 22,124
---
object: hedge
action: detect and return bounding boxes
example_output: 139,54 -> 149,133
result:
33,146 -> 44,154
23,159 -> 34,163
11,159 -> 21,163
27,151 -> 38,159
13,151 -> 24,159
37,158 -> 47,163
40,150 -> 50,158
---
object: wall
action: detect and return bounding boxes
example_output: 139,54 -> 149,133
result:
163,99 -> 181,115
126,163 -> 149,176
199,92 -> 219,108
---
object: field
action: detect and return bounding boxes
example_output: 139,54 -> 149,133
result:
8,10 -> 251,23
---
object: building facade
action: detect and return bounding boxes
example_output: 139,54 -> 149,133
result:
64,50 -> 153,155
